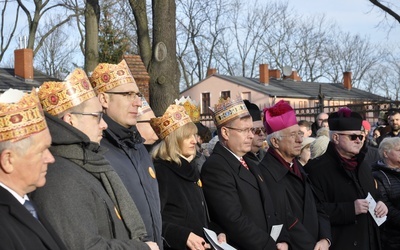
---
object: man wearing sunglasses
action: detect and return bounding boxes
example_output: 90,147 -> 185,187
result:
305,107 -> 388,250
90,60 -> 162,249
32,69 -> 157,249
243,100 -> 267,165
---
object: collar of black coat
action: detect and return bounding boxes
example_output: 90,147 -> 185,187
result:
103,114 -> 144,148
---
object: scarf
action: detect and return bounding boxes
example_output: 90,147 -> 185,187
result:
103,114 -> 143,148
333,145 -> 358,171
50,142 -> 147,240
268,147 -> 303,181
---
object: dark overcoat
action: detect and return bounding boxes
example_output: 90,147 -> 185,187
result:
305,142 -> 381,250
0,187 -> 67,250
257,152 -> 331,250
372,161 -> 400,250
101,114 -> 163,248
201,142 -> 288,250
154,157 -> 208,249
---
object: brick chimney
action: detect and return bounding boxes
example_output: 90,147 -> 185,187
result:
207,68 -> 217,77
259,64 -> 269,85
289,70 -> 301,81
14,48 -> 34,81
269,69 -> 281,79
343,71 -> 352,90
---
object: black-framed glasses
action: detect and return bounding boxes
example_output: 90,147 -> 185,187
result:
337,133 -> 364,141
225,126 -> 255,134
253,127 -> 266,135
104,91 -> 143,101
70,112 -> 104,124
280,131 -> 304,139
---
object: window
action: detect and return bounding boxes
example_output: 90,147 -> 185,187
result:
202,92 -> 211,114
242,92 -> 251,101
221,91 -> 230,100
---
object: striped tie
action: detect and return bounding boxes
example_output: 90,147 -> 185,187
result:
240,157 -> 249,170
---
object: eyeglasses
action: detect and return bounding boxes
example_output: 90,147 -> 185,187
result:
104,91 -> 143,101
70,112 -> 104,124
280,131 -> 304,139
337,133 -> 364,141
225,126 -> 255,134
253,127 -> 266,135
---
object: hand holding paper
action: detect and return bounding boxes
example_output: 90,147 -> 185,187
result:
365,192 -> 387,226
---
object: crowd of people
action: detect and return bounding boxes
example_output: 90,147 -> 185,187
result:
0,58 -> 398,250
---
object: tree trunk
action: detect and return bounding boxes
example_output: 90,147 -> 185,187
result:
85,0 -> 100,73
149,0 -> 180,116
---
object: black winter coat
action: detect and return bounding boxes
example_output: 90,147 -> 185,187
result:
257,152 -> 331,250
372,161 -> 400,250
201,142 -> 289,250
305,142 -> 381,250
154,157 -> 208,250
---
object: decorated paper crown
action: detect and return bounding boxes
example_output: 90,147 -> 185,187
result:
89,59 -> 136,93
0,88 -> 47,142
263,100 -> 297,134
150,104 -> 192,140
328,107 -> 362,131
210,96 -> 250,128
38,68 -> 96,116
175,96 -> 200,123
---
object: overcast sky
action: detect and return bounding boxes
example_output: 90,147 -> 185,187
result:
288,0 -> 400,44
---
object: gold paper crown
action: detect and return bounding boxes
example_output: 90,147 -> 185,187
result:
38,68 -> 96,116
210,96 -> 250,127
89,59 -> 136,93
138,96 -> 152,117
150,104 -> 192,140
0,89 -> 47,142
175,96 -> 200,123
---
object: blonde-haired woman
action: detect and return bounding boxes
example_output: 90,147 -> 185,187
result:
150,105 -> 225,250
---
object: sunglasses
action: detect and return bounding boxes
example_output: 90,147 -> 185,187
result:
338,133 -> 364,141
253,127 -> 266,135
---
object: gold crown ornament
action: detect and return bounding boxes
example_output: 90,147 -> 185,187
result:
150,104 -> 192,140
0,88 -> 47,142
210,96 -> 250,128
38,68 -> 96,116
89,59 -> 136,93
175,96 -> 200,123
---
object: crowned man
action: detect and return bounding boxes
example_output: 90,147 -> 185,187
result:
32,68 -> 158,249
0,89 -> 66,250
90,60 -> 163,249
201,97 -> 289,250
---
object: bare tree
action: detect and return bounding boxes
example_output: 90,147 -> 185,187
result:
0,0 -> 20,63
16,0 -> 77,55
127,0 -> 180,115
35,21 -> 78,79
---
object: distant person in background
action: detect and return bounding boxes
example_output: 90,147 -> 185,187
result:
298,137 -> 316,166
244,100 -> 267,164
372,137 -> 400,250
316,127 -> 330,138
377,109 -> 400,146
311,112 -> 329,137
310,136 -> 330,160
0,89 -> 66,250
321,119 -> 329,129
136,96 -> 160,152
360,120 -> 380,168
298,120 -> 312,138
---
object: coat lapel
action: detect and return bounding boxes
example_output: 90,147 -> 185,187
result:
0,187 -> 63,250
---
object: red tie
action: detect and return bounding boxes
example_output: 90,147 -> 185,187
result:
240,157 -> 249,170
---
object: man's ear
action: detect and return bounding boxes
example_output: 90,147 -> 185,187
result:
271,137 -> 280,149
220,127 -> 229,141
0,149 -> 15,174
98,93 -> 109,109
62,113 -> 74,126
